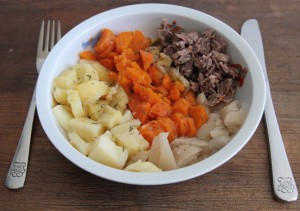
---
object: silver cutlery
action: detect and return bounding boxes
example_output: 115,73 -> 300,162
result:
241,19 -> 298,202
5,20 -> 61,190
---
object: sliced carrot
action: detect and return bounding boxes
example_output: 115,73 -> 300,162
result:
94,28 -> 116,55
96,44 -> 115,59
139,121 -> 163,145
140,50 -> 153,71
156,117 -> 177,142
168,88 -> 181,102
124,48 -> 140,62
128,94 -> 151,124
161,74 -> 171,90
99,58 -> 115,71
149,102 -> 173,118
116,31 -> 133,53
184,90 -> 198,105
153,85 -> 169,96
129,30 -> 148,53
170,112 -> 196,137
186,117 -> 197,137
79,50 -> 98,60
171,81 -> 185,92
188,105 -> 208,128
148,65 -> 164,86
172,98 -> 190,115
106,51 -> 119,59
108,71 -> 119,82
118,71 -> 132,92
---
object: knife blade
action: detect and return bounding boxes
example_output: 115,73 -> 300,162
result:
241,19 -> 298,202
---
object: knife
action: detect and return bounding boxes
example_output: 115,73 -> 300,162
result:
241,19 -> 298,202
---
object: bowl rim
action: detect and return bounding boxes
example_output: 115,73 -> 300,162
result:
36,3 -> 266,185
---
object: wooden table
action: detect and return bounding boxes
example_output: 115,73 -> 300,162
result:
1,0 -> 299,210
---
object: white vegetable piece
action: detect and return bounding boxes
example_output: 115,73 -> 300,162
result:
210,126 -> 229,138
220,100 -> 240,120
68,131 -> 91,155
67,89 -> 86,118
77,80 -> 110,104
148,132 -> 176,171
125,160 -> 162,172
224,110 -> 246,133
88,132 -> 128,169
99,105 -> 122,129
170,137 -> 208,168
52,105 -> 74,132
69,117 -> 106,142
53,69 -> 77,90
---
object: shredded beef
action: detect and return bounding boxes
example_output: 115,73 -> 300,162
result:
158,19 -> 247,107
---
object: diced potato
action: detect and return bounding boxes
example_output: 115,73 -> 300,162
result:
74,63 -> 99,82
99,105 -> 122,129
69,117 -> 106,142
116,128 -> 149,157
105,83 -> 118,102
125,160 -> 162,172
80,59 -> 114,84
67,90 -> 86,117
88,132 -> 128,169
86,100 -> 108,121
120,109 -> 134,123
110,119 -> 149,157
77,80 -> 110,104
109,86 -> 128,113
52,105 -> 74,132
68,131 -> 91,155
53,87 -> 68,105
110,119 -> 141,134
53,69 -> 77,90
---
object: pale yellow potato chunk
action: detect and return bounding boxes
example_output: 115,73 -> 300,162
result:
74,63 -> 99,83
125,160 -> 162,172
53,87 -> 68,105
52,105 -> 74,132
88,132 -> 128,169
99,105 -> 122,129
69,117 -> 106,142
53,69 -> 77,90
77,80 -> 110,104
67,90 -> 86,118
68,131 -> 91,155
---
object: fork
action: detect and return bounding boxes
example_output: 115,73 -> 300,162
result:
5,20 -> 61,190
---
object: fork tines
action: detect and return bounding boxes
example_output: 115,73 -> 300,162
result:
38,20 -> 61,53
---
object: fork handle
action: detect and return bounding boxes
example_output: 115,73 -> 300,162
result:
5,86 -> 36,190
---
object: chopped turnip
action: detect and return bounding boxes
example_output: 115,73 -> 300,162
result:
148,132 -> 176,171
224,110 -> 246,133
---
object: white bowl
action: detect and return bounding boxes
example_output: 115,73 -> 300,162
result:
36,4 -> 266,185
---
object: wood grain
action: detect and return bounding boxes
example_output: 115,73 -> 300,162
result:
0,0 -> 299,210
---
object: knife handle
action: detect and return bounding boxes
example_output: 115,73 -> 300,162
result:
264,85 -> 298,202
